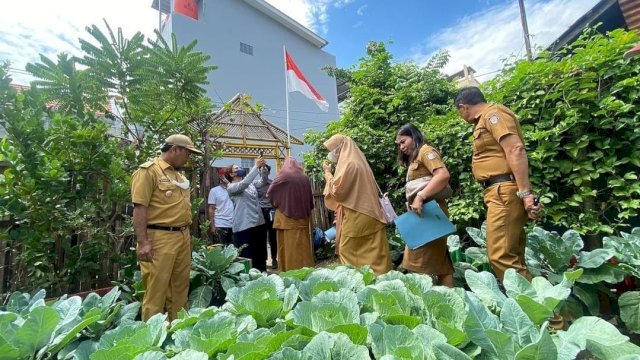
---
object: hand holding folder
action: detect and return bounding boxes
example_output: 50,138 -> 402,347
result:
394,200 -> 456,250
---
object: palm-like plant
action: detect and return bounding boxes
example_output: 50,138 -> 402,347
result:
2,19 -> 221,297
24,19 -> 218,161
26,53 -> 105,117
130,31 -> 217,144
77,20 -> 146,141
145,30 -> 216,106
76,21 -> 216,155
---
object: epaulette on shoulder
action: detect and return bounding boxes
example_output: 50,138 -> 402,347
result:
139,161 -> 154,169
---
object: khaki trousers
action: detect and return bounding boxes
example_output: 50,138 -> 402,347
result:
483,182 -> 531,281
139,229 -> 191,322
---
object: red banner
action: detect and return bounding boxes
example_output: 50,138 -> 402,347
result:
175,0 -> 198,20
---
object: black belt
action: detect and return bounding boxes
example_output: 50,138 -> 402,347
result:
481,174 -> 515,189
147,224 -> 188,232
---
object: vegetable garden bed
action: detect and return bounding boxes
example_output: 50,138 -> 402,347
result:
2,266 -> 640,359
3,226 -> 640,359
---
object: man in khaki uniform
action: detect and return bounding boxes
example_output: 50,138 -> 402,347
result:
455,87 -> 542,281
131,134 -> 203,321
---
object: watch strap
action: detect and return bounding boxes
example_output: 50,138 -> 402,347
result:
517,189 -> 532,199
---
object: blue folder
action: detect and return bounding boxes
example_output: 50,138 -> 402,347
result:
324,226 -> 337,241
394,200 -> 456,250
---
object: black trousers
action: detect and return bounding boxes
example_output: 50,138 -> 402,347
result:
261,208 -> 277,261
234,225 -> 267,271
215,227 -> 233,245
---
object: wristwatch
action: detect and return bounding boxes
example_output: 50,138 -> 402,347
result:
516,189 -> 532,200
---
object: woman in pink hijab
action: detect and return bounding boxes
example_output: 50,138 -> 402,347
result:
267,157 -> 315,271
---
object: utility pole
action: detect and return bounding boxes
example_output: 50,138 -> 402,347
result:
518,0 -> 533,60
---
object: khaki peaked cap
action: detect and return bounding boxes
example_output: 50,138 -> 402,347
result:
164,134 -> 203,155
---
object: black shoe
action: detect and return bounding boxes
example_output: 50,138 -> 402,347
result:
271,260 -> 278,269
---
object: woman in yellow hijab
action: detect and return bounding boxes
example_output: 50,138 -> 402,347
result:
322,134 -> 391,275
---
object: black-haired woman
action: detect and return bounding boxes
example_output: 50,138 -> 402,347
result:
396,123 -> 454,287
226,158 -> 268,271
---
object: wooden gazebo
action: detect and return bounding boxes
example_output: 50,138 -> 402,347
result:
191,94 -> 305,235
208,94 -> 303,171
189,94 -> 335,241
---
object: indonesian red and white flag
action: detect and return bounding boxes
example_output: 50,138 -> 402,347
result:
285,50 -> 329,112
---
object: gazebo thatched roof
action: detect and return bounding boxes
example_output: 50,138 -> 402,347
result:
210,93 -> 303,146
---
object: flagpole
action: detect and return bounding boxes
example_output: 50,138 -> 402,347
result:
283,45 -> 291,155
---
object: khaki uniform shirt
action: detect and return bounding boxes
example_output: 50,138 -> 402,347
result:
131,157 -> 192,226
401,144 -> 452,275
472,103 -> 525,181
407,145 -> 445,181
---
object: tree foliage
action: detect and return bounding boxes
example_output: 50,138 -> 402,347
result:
25,53 -> 105,117
305,42 -> 482,227
485,28 -> 640,245
0,63 -> 130,294
304,42 -> 457,211
73,20 -> 217,158
0,20 -> 219,296
305,29 -> 640,241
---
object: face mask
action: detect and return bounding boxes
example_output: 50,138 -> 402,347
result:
171,178 -> 190,190
235,168 -> 246,178
327,150 -> 339,163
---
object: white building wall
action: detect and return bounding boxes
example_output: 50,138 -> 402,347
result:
165,0 -> 339,166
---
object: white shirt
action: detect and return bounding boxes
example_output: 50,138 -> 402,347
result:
207,185 -> 234,228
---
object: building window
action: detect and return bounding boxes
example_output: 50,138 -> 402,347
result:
240,158 -> 254,169
240,42 -> 253,55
